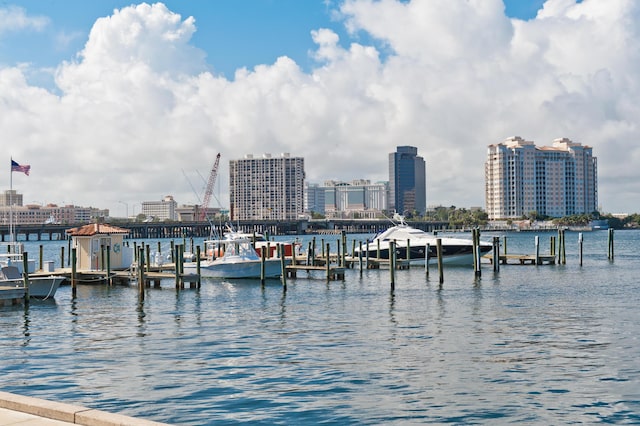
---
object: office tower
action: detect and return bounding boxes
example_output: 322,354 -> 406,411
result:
485,136 -> 598,219
389,146 -> 426,216
229,153 -> 305,221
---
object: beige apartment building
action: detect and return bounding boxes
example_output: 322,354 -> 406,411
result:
229,153 -> 305,221
485,136 -> 598,220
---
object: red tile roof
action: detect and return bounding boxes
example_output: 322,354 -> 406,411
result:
66,223 -> 130,236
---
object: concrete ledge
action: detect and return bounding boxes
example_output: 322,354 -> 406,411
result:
0,391 -> 171,425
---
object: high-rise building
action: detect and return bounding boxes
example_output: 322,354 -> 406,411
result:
322,179 -> 388,219
389,146 -> 426,215
229,153 -> 305,221
485,136 -> 598,219
142,195 -> 178,221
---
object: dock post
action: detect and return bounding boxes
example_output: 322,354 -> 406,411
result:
578,233 -> 583,266
196,245 -> 201,288
22,252 -> 30,303
100,244 -> 105,271
425,243 -> 430,278
389,241 -> 396,290
145,245 -> 151,272
325,243 -> 331,280
67,238 -> 71,266
106,245 -> 112,285
377,239 -> 381,260
406,239 -> 410,262
260,247 -> 266,285
312,237 -> 316,265
60,246 -> 65,270
608,228 -> 615,261
492,237 -> 500,272
138,247 -> 145,291
436,238 -> 444,284
503,235 -> 507,256
472,229 -> 481,277
39,245 -> 43,272
173,245 -> 180,289
71,248 -> 77,298
358,241 -> 363,275
157,241 -> 162,257
280,244 -> 287,290
561,229 -> 567,264
170,240 -> 175,263
535,236 -> 540,265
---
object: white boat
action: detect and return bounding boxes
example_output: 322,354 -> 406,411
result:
354,214 -> 492,266
0,265 -> 64,299
183,236 -> 286,279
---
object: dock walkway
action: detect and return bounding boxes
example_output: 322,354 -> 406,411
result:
0,391 -> 170,425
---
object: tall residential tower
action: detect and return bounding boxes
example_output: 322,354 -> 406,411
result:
485,136 -> 597,219
389,146 -> 426,216
229,153 -> 305,221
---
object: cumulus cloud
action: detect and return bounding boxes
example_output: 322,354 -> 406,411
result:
1,0 -> 639,214
0,5 -> 49,34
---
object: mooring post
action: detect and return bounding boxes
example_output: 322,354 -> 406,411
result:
437,238 -> 444,284
425,242 -> 430,278
60,246 -> 65,270
106,245 -> 112,285
196,245 -> 201,288
358,241 -> 363,275
39,245 -> 43,272
389,240 -> 396,290
578,233 -> 583,266
138,247 -> 145,292
325,243 -> 331,280
280,244 -> 287,290
493,237 -> 500,272
174,245 -> 180,289
67,238 -> 71,267
100,244 -> 105,271
71,248 -> 77,298
535,236 -> 540,265
145,244 -> 151,272
608,228 -> 615,261
260,246 -> 266,285
22,252 -> 30,303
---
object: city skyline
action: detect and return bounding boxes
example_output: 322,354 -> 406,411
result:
2,0 -> 638,215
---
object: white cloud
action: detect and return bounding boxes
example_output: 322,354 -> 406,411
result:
1,0 -> 640,214
0,6 -> 49,34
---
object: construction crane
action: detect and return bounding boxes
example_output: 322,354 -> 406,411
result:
199,153 -> 221,221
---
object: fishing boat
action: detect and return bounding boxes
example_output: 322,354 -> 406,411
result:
183,235 -> 286,279
354,214 -> 492,266
0,265 -> 64,299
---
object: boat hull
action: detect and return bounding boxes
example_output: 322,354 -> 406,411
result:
28,276 -> 64,298
356,242 -> 492,266
184,259 -> 284,279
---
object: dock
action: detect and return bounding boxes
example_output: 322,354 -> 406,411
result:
485,254 -> 557,265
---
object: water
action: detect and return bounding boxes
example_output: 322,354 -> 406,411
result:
1,230 -> 639,424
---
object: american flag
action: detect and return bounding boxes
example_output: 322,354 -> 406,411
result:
11,160 -> 30,176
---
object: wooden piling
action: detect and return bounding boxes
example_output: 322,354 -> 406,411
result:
425,242 -> 430,278
196,246 -> 201,288
138,247 -> 145,297
436,238 -> 444,284
358,241 -> 363,274
535,236 -> 540,265
608,228 -> 615,261
492,237 -> 500,272
39,245 -> 43,272
67,238 -> 71,267
106,245 -> 112,285
260,247 -> 266,285
389,241 -> 396,290
325,243 -> 331,280
61,246 -> 65,270
578,232 -> 583,266
22,252 -> 29,303
280,244 -> 287,290
71,248 -> 77,298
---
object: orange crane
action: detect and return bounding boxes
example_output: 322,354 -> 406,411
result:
199,153 -> 221,221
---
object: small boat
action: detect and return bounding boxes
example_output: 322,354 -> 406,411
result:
0,266 -> 64,299
221,228 -> 300,258
183,235 -> 286,279
354,214 -> 492,266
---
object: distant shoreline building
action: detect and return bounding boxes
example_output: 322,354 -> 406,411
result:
229,153 -> 305,221
141,195 -> 178,221
485,136 -> 598,220
316,179 -> 388,219
389,146 -> 426,216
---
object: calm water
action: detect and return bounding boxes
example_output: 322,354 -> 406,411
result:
1,230 -> 639,425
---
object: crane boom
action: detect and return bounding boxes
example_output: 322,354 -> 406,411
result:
200,153 -> 221,221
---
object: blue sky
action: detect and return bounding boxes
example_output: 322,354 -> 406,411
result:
2,0 -> 545,81
0,0 -> 634,215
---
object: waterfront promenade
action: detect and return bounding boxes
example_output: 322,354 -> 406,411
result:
0,392 -> 170,425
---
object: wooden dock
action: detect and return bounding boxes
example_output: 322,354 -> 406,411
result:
485,254 -> 556,265
0,285 -> 26,306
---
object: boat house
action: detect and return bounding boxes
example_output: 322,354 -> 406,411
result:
66,223 -> 133,270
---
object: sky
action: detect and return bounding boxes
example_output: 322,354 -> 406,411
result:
2,0 -> 637,218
